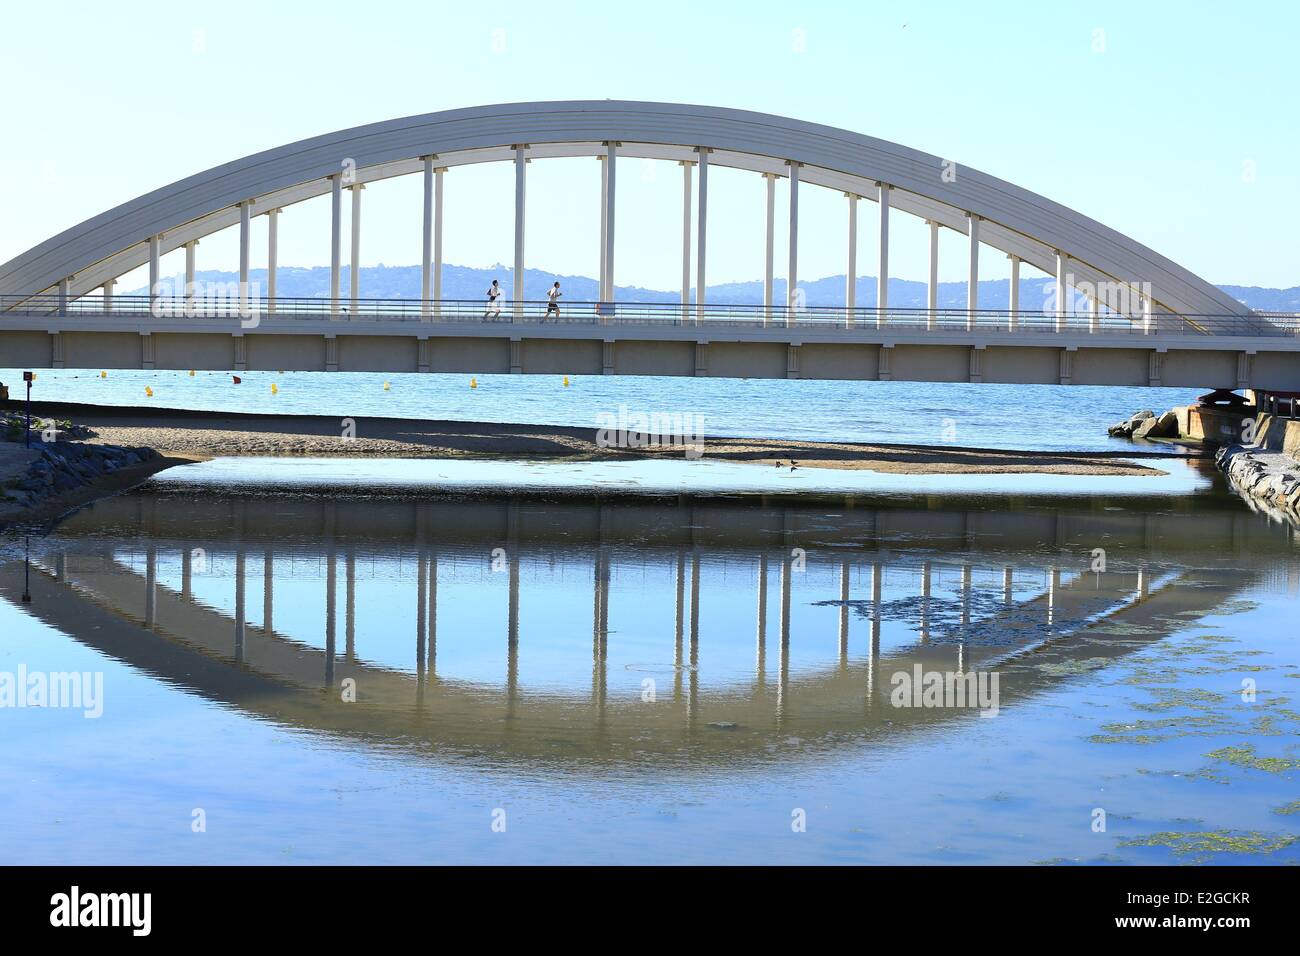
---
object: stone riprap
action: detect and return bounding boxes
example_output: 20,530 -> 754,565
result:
1,414 -> 161,525
1216,443 -> 1300,520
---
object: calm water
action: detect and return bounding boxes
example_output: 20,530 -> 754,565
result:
3,367 -> 1201,452
2,459 -> 1299,865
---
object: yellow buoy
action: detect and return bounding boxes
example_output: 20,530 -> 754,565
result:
563,375 -> 570,387
189,369 -> 195,377
383,381 -> 391,391
145,386 -> 153,397
470,377 -> 478,389
271,383 -> 279,395
100,371 -> 107,379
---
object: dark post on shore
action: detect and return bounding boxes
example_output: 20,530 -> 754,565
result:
23,370 -> 33,448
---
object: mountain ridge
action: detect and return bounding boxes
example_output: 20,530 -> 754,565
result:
129,264 -> 1299,312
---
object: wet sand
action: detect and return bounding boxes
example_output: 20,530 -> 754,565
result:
6,401 -> 1187,477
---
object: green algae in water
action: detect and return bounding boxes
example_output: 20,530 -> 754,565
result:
1273,800 -> 1300,816
1134,688 -> 1226,712
1100,714 -> 1229,735
1036,658 -> 1112,677
1119,830 -> 1298,860
1206,744 -> 1300,773
1136,767 -> 1231,785
1089,734 -> 1167,745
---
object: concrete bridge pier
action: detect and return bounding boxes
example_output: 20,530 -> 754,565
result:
756,554 -> 768,686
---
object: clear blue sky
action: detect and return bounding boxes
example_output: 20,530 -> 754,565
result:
2,0 -> 1296,292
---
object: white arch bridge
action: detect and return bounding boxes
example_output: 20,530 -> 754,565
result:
1,101 -> 1296,389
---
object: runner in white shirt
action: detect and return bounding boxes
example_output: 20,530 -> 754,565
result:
545,282 -> 562,320
484,279 -> 502,318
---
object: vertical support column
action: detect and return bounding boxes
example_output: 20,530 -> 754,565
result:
1048,566 -> 1060,627
416,551 -> 428,673
960,564 -> 972,628
263,548 -> 274,636
421,156 -> 434,315
674,550 -> 686,701
876,183 -> 890,324
838,560 -> 850,666
148,234 -> 161,314
239,197 -> 250,299
786,161 -> 800,321
1148,349 -> 1163,387
433,167 -> 445,315
184,240 -> 197,312
755,554 -> 768,684
927,220 -> 939,331
1055,250 -> 1068,332
845,192 -> 858,328
239,200 -> 251,316
602,142 -> 616,303
599,155 -> 608,301
349,184 -> 362,314
920,561 -> 932,644
966,214 -> 980,331
345,550 -> 355,660
1008,253 -> 1020,330
868,562 -> 882,700
507,548 -> 520,708
1089,294 -> 1100,334
58,278 -> 69,316
513,145 -> 527,318
680,160 -> 693,316
324,549 -> 336,686
427,553 -> 437,675
266,210 -> 278,314
763,173 -> 777,324
688,549 -> 700,723
235,548 -> 247,662
1237,351 -> 1252,390
777,551 -> 791,718
330,174 -> 342,316
145,547 -> 157,629
877,343 -> 893,381
1142,295 -> 1154,335
695,148 -> 709,324
103,278 -> 115,313
181,547 -> 193,600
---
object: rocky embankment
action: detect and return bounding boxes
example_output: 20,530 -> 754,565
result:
1115,399 -> 1300,525
1215,441 -> 1300,522
0,412 -> 167,526
1107,401 -> 1300,523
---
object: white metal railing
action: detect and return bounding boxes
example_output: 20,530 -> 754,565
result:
3,294 -> 1297,338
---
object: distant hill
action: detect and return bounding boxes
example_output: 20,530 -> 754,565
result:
1217,285 -> 1300,312
129,263 -> 1296,313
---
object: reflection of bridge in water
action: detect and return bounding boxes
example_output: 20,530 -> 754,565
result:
2,490 -> 1295,771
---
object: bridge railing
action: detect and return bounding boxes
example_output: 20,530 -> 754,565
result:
3,294 -> 1298,338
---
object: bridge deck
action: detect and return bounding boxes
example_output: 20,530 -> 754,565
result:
3,298 -> 1298,389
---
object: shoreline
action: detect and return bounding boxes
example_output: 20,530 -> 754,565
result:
0,399 -> 1206,528
3,400 -> 1192,478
